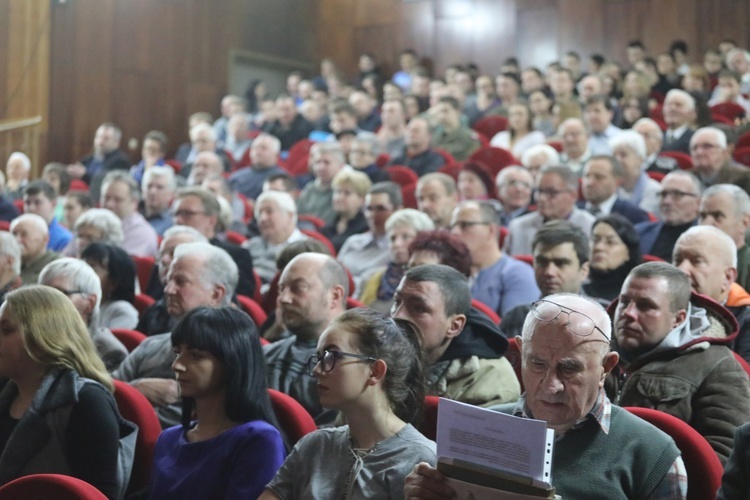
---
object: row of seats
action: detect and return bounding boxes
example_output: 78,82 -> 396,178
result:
0,397 -> 723,500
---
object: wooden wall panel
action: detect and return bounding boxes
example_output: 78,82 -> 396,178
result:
25,0 -> 750,171
0,0 -> 50,174
47,0 -> 317,166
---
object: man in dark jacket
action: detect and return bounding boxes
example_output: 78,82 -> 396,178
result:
67,122 -> 131,201
609,261 -> 750,465
391,264 -> 520,407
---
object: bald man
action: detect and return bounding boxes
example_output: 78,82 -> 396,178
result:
673,225 -> 750,363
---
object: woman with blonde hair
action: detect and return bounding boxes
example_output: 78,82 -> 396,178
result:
321,169 -> 371,252
0,286 -> 135,499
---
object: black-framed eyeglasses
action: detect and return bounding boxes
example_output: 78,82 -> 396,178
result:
535,188 -> 569,198
531,299 -> 610,341
172,209 -> 208,218
308,350 -> 377,376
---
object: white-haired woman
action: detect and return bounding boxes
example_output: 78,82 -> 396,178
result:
62,208 -> 124,257
359,209 -> 435,313
39,258 -> 128,371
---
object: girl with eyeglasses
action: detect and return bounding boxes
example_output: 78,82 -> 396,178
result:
148,307 -> 285,499
260,308 -> 436,499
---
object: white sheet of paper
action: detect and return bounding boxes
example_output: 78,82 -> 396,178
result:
436,398 -> 554,484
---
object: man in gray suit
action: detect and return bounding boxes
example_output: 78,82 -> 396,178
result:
505,164 -> 595,256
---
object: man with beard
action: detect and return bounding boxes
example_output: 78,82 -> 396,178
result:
263,253 -> 348,425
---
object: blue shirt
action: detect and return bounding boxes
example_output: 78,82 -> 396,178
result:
148,420 -> 285,500
471,254 -> 540,317
47,217 -> 72,252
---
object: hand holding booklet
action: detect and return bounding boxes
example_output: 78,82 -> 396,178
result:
436,398 -> 558,499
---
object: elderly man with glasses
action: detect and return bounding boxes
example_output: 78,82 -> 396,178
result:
635,171 -> 701,261
505,165 -> 595,256
404,292 -> 688,499
689,127 -> 750,194
608,262 -> 750,465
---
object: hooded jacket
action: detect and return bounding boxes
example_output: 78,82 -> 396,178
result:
428,307 -> 520,408
607,293 -> 750,465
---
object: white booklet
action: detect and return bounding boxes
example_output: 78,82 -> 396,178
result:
436,398 -> 556,499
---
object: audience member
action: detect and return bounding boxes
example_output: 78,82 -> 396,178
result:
584,94 -> 622,155
67,208 -> 123,258
506,165 -> 595,255
4,152 -> 31,201
349,132 -> 390,184
499,221 -> 591,338
224,112 -> 254,161
338,181 -> 402,295
579,155 -> 649,224
520,143 -> 560,181
228,133 -> 287,201
457,162 -> 494,201
129,130 -> 168,186
297,142 -> 346,226
141,166 -> 176,236
415,172 -> 459,229
263,95 -> 314,151
349,89 -> 381,132
180,122 -> 232,178
138,225 -> 208,334
494,166 -> 533,226
100,171 -> 159,257
171,187 -> 255,298
186,151 -> 224,187
633,118 -> 679,175
690,126 -> 750,193
392,264 -> 520,407
0,286 -> 136,498
489,102 -> 545,158
0,172 -> 19,223
360,209 -> 434,313
10,214 -> 60,285
610,130 -> 662,214
22,180 -> 72,251
584,214 -> 642,303
39,258 -> 128,371
264,253 -> 348,426
63,190 -> 93,229
67,122 -> 131,201
243,191 -> 308,284
262,308 -> 435,499
699,184 -> 750,292
390,117 -> 446,177
673,225 -> 750,362
718,422 -> 750,499
635,170 -> 700,260
610,261 -> 750,464
430,96 -> 481,161
405,293 -> 686,499
114,242 -> 238,428
661,89 -> 696,154
149,307 -> 285,499
451,201 -> 539,316
320,169 -> 371,252
708,69 -> 750,114
80,243 -> 139,331
558,118 -> 592,175
41,162 -> 71,223
0,232 -> 22,302
407,230 -> 472,277
212,94 -> 245,148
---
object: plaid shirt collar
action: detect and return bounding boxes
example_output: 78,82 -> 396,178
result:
511,389 -> 612,437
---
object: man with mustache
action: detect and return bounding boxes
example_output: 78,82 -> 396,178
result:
609,261 -> 750,465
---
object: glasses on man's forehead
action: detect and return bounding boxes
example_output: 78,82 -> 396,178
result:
530,299 -> 610,341
307,350 -> 377,376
